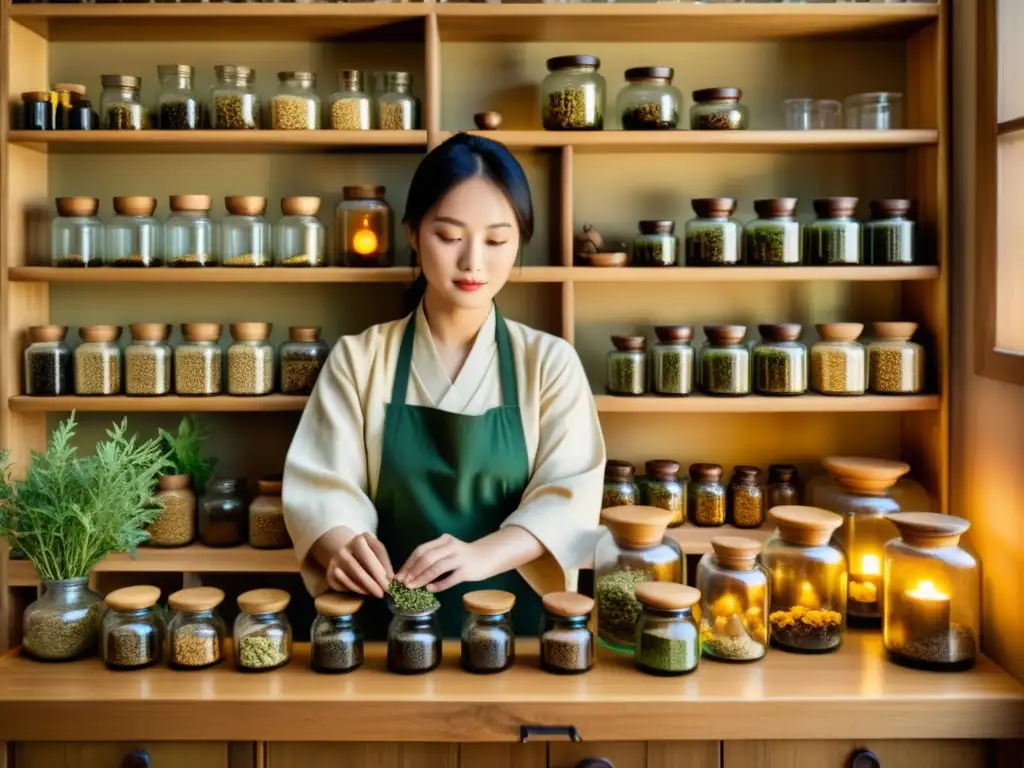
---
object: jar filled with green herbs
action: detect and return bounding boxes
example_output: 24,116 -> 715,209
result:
863,199 -> 915,265
642,459 -> 686,528
634,582 -> 701,676
541,55 -> 605,131
461,589 -> 515,675
868,321 -> 925,394
100,74 -> 147,130
540,592 -> 594,675
744,198 -> 801,266
700,325 -> 750,396
810,322 -> 866,396
727,466 -> 764,529
690,87 -> 748,130
651,325 -> 694,396
766,464 -> 800,510
603,460 -> 638,509
234,588 -> 292,673
607,335 -> 647,396
805,197 -> 861,266
685,198 -> 742,266
633,220 -> 678,267
387,581 -> 442,674
617,66 -> 681,130
753,323 -> 807,396
688,463 -> 727,527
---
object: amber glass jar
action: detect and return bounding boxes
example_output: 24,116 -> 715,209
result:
727,466 -> 764,529
696,537 -> 768,662
766,464 -> 800,510
641,459 -> 685,528
149,474 -> 196,548
168,587 -> 226,670
102,585 -> 165,671
198,478 -> 247,547
540,592 -> 594,675
336,185 -> 393,267
461,590 -> 515,674
634,583 -> 701,677
688,463 -> 726,527
603,460 -> 638,509
249,478 -> 290,550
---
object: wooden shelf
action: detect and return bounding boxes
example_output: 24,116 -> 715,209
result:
8,395 -> 308,413
570,265 -> 940,282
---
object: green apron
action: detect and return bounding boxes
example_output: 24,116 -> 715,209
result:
369,306 -> 542,638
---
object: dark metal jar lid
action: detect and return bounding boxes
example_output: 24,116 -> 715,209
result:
731,465 -> 761,484
547,55 -> 600,72
691,197 -> 737,218
646,459 -> 681,481
754,198 -> 798,219
101,74 -> 141,90
625,66 -> 674,82
692,87 -> 741,103
768,464 -> 798,483
812,197 -> 859,218
605,460 -> 636,483
639,219 -> 675,235
869,199 -> 912,218
689,462 -> 723,483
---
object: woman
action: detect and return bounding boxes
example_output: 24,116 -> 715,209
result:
283,134 -> 605,637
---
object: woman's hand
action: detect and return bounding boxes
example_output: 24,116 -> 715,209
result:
326,531 -> 394,598
396,534 -> 486,593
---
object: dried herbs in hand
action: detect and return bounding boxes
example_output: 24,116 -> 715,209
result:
387,580 -> 440,614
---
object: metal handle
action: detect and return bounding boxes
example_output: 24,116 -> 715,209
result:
122,750 -> 152,768
519,724 -> 581,743
576,760 -> 614,768
850,750 -> 880,768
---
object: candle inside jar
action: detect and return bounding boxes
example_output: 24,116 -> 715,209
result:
849,553 -> 881,604
904,579 -> 951,641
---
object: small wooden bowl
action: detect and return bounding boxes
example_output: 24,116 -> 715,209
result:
582,251 -> 628,268
473,111 -> 503,130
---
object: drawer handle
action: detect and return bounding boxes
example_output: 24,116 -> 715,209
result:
851,750 -> 880,768
122,750 -> 152,768
519,725 -> 582,743
576,760 -> 614,768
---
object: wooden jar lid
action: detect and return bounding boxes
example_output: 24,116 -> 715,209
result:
230,322 -> 272,341
463,589 -> 516,615
56,197 -> 99,217
822,456 -> 909,494
634,582 -> 700,611
600,505 -> 674,548
181,322 -> 222,342
711,536 -> 762,570
157,474 -> 191,491
654,325 -> 692,344
79,325 -> 121,343
889,512 -> 970,548
758,323 -> 802,343
281,196 -> 321,216
258,478 -> 283,495
169,586 -> 225,613
225,195 -> 267,216
872,321 -> 918,341
113,195 -> 157,217
105,585 -> 161,612
611,335 -> 645,352
130,322 -> 171,342
542,591 -> 594,618
238,588 -> 291,614
28,325 -> 68,343
315,592 -> 364,617
769,505 -> 843,547
170,194 -> 212,212
704,325 -> 746,346
289,326 -> 321,343
816,322 -> 864,343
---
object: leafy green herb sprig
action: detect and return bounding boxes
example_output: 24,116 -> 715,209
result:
387,580 -> 440,615
158,416 -> 217,494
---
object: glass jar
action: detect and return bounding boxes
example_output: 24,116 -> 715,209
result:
165,195 -> 215,268
311,593 -> 364,674
810,322 -> 866,396
101,585 -> 165,671
221,195 -> 271,267
168,587 -> 227,670
107,195 -> 161,267
52,197 -> 103,267
864,199 -> 915,265
685,198 -> 742,266
617,66 -> 681,130
377,71 -> 420,130
22,577 -> 103,662
687,463 -> 726,527
235,589 -> 293,673
884,513 -> 979,672
67,98 -> 95,131
329,70 -> 373,130
75,325 -> 122,396
805,197 -> 861,266
602,460 -> 638,509
227,322 -> 274,396
700,324 -> 750,396
607,335 -> 646,396
744,198 -> 801,266
632,220 -> 678,267
696,537 -> 768,663
690,87 -> 748,130
868,321 -> 925,394
272,71 -> 320,130
276,196 -> 326,267
650,324 -> 694,396
249,478 -> 291,549
176,322 -> 223,396
762,505 -> 846,654
156,64 -> 201,130
753,323 -> 807,396
783,98 -> 841,130
634,583 -> 701,676
336,185 -> 393,267
125,322 -> 172,397
21,91 -> 52,130
642,459 -> 685,528
150,474 -> 196,548
766,464 -> 800,510
211,65 -> 260,129
198,478 -> 248,547
387,600 -> 443,674
594,506 -> 683,653
728,466 -> 764,529
540,592 -> 594,675
461,590 -> 515,674
24,324 -> 73,396
100,74 -> 147,130
844,91 -> 903,130
541,55 -> 605,131
53,83 -> 87,130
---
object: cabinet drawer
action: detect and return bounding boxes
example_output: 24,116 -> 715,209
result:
548,741 -> 719,768
15,742 -> 231,768
724,740 -> 988,768
267,743 -> 460,768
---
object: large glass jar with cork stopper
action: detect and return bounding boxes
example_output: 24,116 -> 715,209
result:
276,196 -> 325,267
728,466 -> 764,529
175,323 -> 222,396
210,65 -> 260,129
329,70 -> 373,131
607,335 -> 646,396
690,87 -> 748,130
766,464 -> 800,510
811,322 -> 866,396
125,322 -> 172,397
198,478 -> 247,548
541,55 -> 605,131
761,505 -> 846,654
24,325 -> 73,396
101,585 -> 165,671
805,197 -> 861,265
107,196 -> 161,267
235,589 -> 292,673
100,74 -> 147,130
884,513 -> 979,672
461,590 -> 516,675
632,220 -> 678,267
52,197 -> 103,267
336,185 -> 393,267
377,71 -> 420,130
753,323 -> 807,396
168,587 -> 226,671
617,66 -> 681,130
868,321 -> 925,394
700,325 -> 750,396
745,198 -> 801,266
271,71 -> 320,131
249,479 -> 290,550
280,326 -> 329,395
688,463 -> 726,527
864,199 -> 915,265
165,195 -> 215,267
221,196 -> 271,267
75,325 -> 122,396
696,537 -> 768,663
651,325 -> 694,396
227,322 -> 274,396
156,64 -> 200,130
594,506 -> 683,653
311,593 -> 364,674
602,460 -> 637,509
634,583 -> 701,677
150,474 -> 196,548
641,459 -> 685,528
685,198 -> 742,266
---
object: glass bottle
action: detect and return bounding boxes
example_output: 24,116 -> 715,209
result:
150,474 -> 196,548
540,592 -> 594,675
634,583 -> 701,676
22,577 -> 103,662
617,65 -> 681,130
176,322 -> 223,396
24,324 -> 73,396
311,592 -> 364,674
844,91 -> 904,130
235,589 -> 293,673
632,220 -> 678,267
75,325 -> 122,396
688,463 -> 726,527
594,506 -> 683,653
868,321 -> 925,394
168,587 -> 227,671
227,321 -> 275,396
461,590 -> 516,674
700,324 -> 750,396
107,195 -> 161,267
541,55 -> 605,131
276,196 -> 326,267
21,91 -> 52,130
811,322 -> 866,396
101,585 -> 165,671
864,199 -> 915,265
607,335 -> 646,396
766,464 -> 800,510
52,197 -> 103,267
696,537 -> 768,662
602,460 -> 638,509
762,505 -> 846,654
745,198 -> 801,266
641,459 -> 685,528
387,599 -> 442,674
100,74 -> 147,130
884,513 -> 979,672
329,69 -> 373,130
753,323 -> 807,396
271,71 -> 320,130
685,198 -> 742,266
198,478 -> 248,547
53,83 -> 87,130
210,65 -> 260,129
377,71 -> 420,130
651,324 -> 694,396
690,87 -> 748,130
165,194 -> 215,268
124,322 -> 172,397
336,185 -> 393,267
249,478 -> 291,549
805,197 -> 861,265
221,195 -> 271,267
728,466 -> 764,529
280,326 -> 330,395
156,64 -> 200,129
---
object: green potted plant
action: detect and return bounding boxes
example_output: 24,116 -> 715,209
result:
150,416 -> 218,548
0,414 -> 168,661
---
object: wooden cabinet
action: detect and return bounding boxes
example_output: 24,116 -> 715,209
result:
723,740 -> 988,768
549,742 -> 719,768
266,743 -> 547,768
14,742 -> 232,768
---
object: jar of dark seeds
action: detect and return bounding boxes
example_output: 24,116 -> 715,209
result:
198,478 -> 248,547
75,324 -> 122,396
753,323 -> 807,396
387,596 -> 443,675
311,592 -> 364,674
864,199 -> 916,265
700,325 -> 750,396
125,322 -> 172,397
210,64 -> 260,130
810,322 -> 866,396
634,583 -> 701,677
329,69 -> 372,131
228,322 -> 275,396
745,198 -> 801,266
235,589 -> 293,673
540,592 -> 594,675
617,66 -> 681,130
100,74 -> 147,130
461,590 -> 516,674
176,322 -> 223,396
690,87 -> 748,130
272,71 -> 320,130
766,464 -> 800,510
168,587 -> 226,671
868,321 -> 924,394
280,326 -> 329,395
603,460 -> 638,509
107,195 -> 161,267
685,198 -> 742,266
642,459 -> 686,528
607,335 -> 646,395
275,196 -> 326,267
688,463 -> 726,527
541,55 -> 605,131
156,64 -> 200,130
221,195 -> 271,267
377,71 -> 420,130
150,474 -> 196,548
22,577 -> 103,662
24,324 -> 73,396
52,196 -> 103,267
633,220 -> 678,267
651,325 -> 694,396
727,466 -> 764,529
249,478 -> 291,549
165,195 -> 215,268
805,197 -> 861,265
101,585 -> 165,671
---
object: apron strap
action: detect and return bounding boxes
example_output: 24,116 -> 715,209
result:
390,311 -> 418,407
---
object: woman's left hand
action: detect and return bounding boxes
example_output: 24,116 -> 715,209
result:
396,534 -> 486,592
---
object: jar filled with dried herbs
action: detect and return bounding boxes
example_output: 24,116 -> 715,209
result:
100,74 -> 147,130
651,325 -> 694,396
728,466 -> 764,529
387,584 -> 442,674
272,71 -> 320,130
633,220 -> 678,267
329,70 -> 372,130
276,196 -> 326,267
168,587 -> 226,670
150,474 -> 196,548
228,322 -> 274,396
603,460 -> 638,509
700,325 -> 750,396
688,463 -> 727,527
753,323 -> 807,396
685,198 -> 742,266
280,326 -> 329,395
540,592 -> 594,675
234,589 -> 293,673
24,325 -> 73,396
210,65 -> 260,129
175,323 -> 222,396
810,322 -> 866,396
617,66 -> 681,130
696,537 -> 768,663
101,585 -> 165,671
634,583 -> 701,676
221,196 -> 271,267
165,195 -> 215,267
690,87 -> 748,130
541,55 -> 605,131
52,196 -> 103,267
642,459 -> 686,528
805,197 -> 862,266
249,478 -> 291,550
868,321 -> 924,394
377,71 -> 420,130
156,64 -> 200,130
107,196 -> 161,267
75,325 -> 122,396
766,464 -> 800,511
607,335 -> 647,396
744,198 -> 801,266
198,478 -> 247,548
461,590 -> 516,674
125,322 -> 172,397
311,593 -> 364,674
864,199 -> 916,265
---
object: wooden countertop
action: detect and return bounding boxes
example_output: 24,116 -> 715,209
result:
0,632 -> 1020,743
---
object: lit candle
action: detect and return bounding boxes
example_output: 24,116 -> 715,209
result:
849,553 -> 881,605
797,580 -> 820,610
351,215 -> 379,256
904,579 -> 951,642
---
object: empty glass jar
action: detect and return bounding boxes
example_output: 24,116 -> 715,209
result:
688,463 -> 726,527
235,589 -> 292,672
211,65 -> 260,129
150,474 -> 196,548
540,592 -> 594,675
617,66 -> 681,130
607,335 -> 646,395
272,71 -> 320,130
690,87 -> 748,130
168,587 -> 226,670
101,74 -> 146,130
805,197 -> 861,266
542,55 -> 605,131
696,537 -> 768,662
744,198 -> 801,266
24,325 -> 73,396
221,196 -> 271,267
75,325 -> 122,396
102,585 -> 165,671
311,593 -> 364,674
280,326 -> 330,395
52,197 -> 103,267
633,220 -> 678,266
844,92 -> 903,130
387,598 -> 442,674
165,195 -> 215,267
753,323 -> 807,396
157,64 -> 200,130
227,322 -> 274,396
864,199 -> 916,265
176,322 -> 222,396
634,583 -> 701,676
701,325 -> 750,396
603,460 -> 638,509
22,577 -> 103,662
461,590 -> 515,674
651,325 -> 694,396
125,322 -> 172,397
377,71 -> 419,130
198,478 -> 248,547
868,321 -> 925,394
276,196 -> 325,267
329,70 -> 373,130
249,478 -> 290,549
811,322 -> 866,396
107,196 -> 161,267
685,198 -> 741,266
728,466 -> 764,529
783,98 -> 841,130
766,464 -> 800,510
642,459 -> 685,528
336,185 -> 393,267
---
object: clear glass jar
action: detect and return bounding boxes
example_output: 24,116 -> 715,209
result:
728,466 -> 764,529
75,324 -> 122,396
783,98 -> 841,130
634,583 -> 701,676
24,324 -> 73,396
276,196 -> 326,267
387,601 -> 443,674
884,513 -> 979,672
744,198 -> 801,266
249,478 -> 290,549
864,199 -> 915,265
211,65 -> 260,129
107,196 -> 161,267
280,326 -> 329,395
150,474 -> 196,548
336,185 -> 393,267
168,587 -> 227,670
642,459 -> 685,528
632,220 -> 678,267
602,460 -> 638,509
52,197 -> 103,267
542,55 -> 605,131
461,590 -> 515,674
100,74 -> 147,130
125,322 -> 172,397
868,321 -> 925,394
227,322 -> 275,396
844,91 -> 903,130
329,70 -> 373,130
766,464 -> 800,510
101,585 -> 165,671
700,324 -> 750,396
811,322 -> 866,396
696,537 -> 768,663
221,195 -> 271,267
685,198 -> 742,266
540,592 -> 594,675
175,322 -> 223,396
762,505 -> 846,654
595,506 -> 683,653
377,71 -> 420,130
805,197 -> 861,265
22,577 -> 103,662
198,478 -> 248,548
271,71 -> 320,130
607,335 -> 646,395
311,593 -> 364,674
690,87 -> 748,130
165,194 -> 215,267
617,66 -> 681,130
156,64 -> 201,130
688,462 -> 726,527
235,589 -> 292,673
650,324 -> 694,396
753,323 -> 807,396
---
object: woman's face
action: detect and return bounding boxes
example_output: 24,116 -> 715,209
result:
408,175 -> 521,311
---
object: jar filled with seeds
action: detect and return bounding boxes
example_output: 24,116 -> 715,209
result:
336,185 -> 393,267
603,460 -> 638,509
745,198 -> 801,266
634,583 -> 701,676
594,505 -> 683,653
211,65 -> 260,129
868,321 -> 924,394
228,322 -> 274,396
700,325 -> 750,396
272,71 -> 320,130
461,590 -> 515,674
311,592 -> 364,674
685,198 -> 742,266
198,478 -> 248,547
168,587 -> 226,670
688,463 -> 726,527
651,325 -> 694,396
766,464 -> 800,510
221,196 -> 271,267
22,577 -> 103,662
101,585 -> 165,671
165,195 -> 215,268
235,589 -> 292,673
52,196 -> 103,267
107,196 -> 161,267
100,74 -> 147,130
124,322 -> 172,397
156,64 -> 200,130
810,322 -> 866,396
150,474 -> 196,547
387,593 -> 443,675
540,592 -> 594,675
728,466 -> 764,529
24,325 -> 73,396
249,478 -> 291,550
753,323 -> 807,396
696,537 -> 768,663
632,220 -> 678,267
176,322 -> 223,396
690,87 -> 748,130
329,70 -> 372,130
276,196 -> 325,267
617,66 -> 681,130
541,55 -> 605,131
642,459 -> 685,528
805,197 -> 861,265
75,325 -> 122,396
377,71 -> 420,130
607,335 -> 646,396
864,199 -> 915,265
280,326 -> 329,395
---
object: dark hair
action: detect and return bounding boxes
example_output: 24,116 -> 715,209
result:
401,133 -> 534,314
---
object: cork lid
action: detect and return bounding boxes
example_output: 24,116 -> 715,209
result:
238,588 -> 291,614
654,325 -> 692,344
158,474 -> 190,491
816,322 -> 864,343
315,592 -> 364,618
79,325 -> 122,343
704,325 -> 746,346
638,219 -> 675,235
28,325 -> 68,344
289,326 -> 321,343
343,185 -> 385,201
822,456 -> 909,494
769,505 -> 843,547
105,585 -> 161,612
170,194 -> 212,213
22,91 -> 51,102
52,82 -> 87,95
547,55 -> 600,72
225,195 -> 267,216
281,196 -> 321,217
870,199 -> 912,219
693,87 -> 740,102
130,322 -> 171,342
56,197 -> 99,217
753,198 -> 797,218
604,460 -> 635,483
731,465 -> 760,484
645,459 -> 680,481
813,197 -> 859,218
542,591 -> 594,618
873,321 -> 918,342
230,322 -> 272,341
611,335 -> 645,352
181,322 -> 222,343
711,536 -> 762,570
113,196 -> 157,217
169,586 -> 225,613
635,582 -> 700,611
691,197 -> 737,218
624,66 -> 673,83
600,505 -> 673,548
758,323 -> 802,343
767,464 -> 797,483
889,512 -> 970,548
463,589 -> 516,616
257,478 -> 282,496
